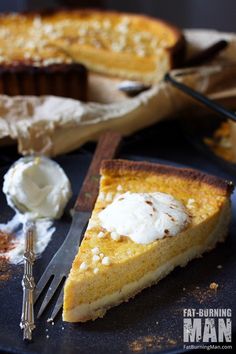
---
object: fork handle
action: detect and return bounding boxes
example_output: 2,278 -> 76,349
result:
20,222 -> 36,341
74,131 -> 122,212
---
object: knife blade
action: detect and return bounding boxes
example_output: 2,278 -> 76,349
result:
35,131 -> 122,320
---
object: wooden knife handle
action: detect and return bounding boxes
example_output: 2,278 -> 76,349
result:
74,131 -> 122,212
180,40 -> 228,68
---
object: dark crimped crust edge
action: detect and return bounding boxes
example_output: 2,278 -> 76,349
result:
0,62 -> 87,73
101,159 -> 234,196
0,62 -> 87,100
0,8 -> 186,70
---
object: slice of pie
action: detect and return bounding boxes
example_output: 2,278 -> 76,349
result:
63,159 -> 233,322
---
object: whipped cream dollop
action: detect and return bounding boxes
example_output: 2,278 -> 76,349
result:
99,192 -> 190,244
3,156 -> 71,220
0,156 -> 72,264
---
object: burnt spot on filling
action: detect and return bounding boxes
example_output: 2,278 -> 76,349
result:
145,200 -> 157,213
169,204 -> 177,209
164,229 -> 170,235
166,213 -> 176,222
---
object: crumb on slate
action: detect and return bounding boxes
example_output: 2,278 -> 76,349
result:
209,282 -> 219,290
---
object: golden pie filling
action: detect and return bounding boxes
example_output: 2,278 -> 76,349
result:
205,121 -> 236,164
0,10 -> 185,83
63,159 -> 233,322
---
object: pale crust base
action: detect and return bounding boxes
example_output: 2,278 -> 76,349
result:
63,200 -> 230,322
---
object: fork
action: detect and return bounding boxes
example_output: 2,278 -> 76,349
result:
34,131 -> 122,321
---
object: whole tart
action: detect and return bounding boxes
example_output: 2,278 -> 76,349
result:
0,10 -> 185,84
63,159 -> 233,322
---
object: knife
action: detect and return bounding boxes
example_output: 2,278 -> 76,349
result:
35,131 -> 122,320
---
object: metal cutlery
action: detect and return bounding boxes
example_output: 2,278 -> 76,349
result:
20,222 -> 36,341
165,72 -> 236,122
35,131 -> 122,321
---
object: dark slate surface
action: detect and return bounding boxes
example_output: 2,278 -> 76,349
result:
0,120 -> 235,354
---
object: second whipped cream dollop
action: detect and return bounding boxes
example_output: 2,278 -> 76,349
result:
99,192 -> 190,244
1,156 -> 72,264
3,157 -> 71,220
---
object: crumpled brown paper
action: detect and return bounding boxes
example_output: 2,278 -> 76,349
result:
0,29 -> 236,156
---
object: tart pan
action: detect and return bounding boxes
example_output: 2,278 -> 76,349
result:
0,63 -> 87,101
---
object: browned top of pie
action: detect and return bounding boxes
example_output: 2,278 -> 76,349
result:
0,10 -> 184,64
101,159 -> 234,195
